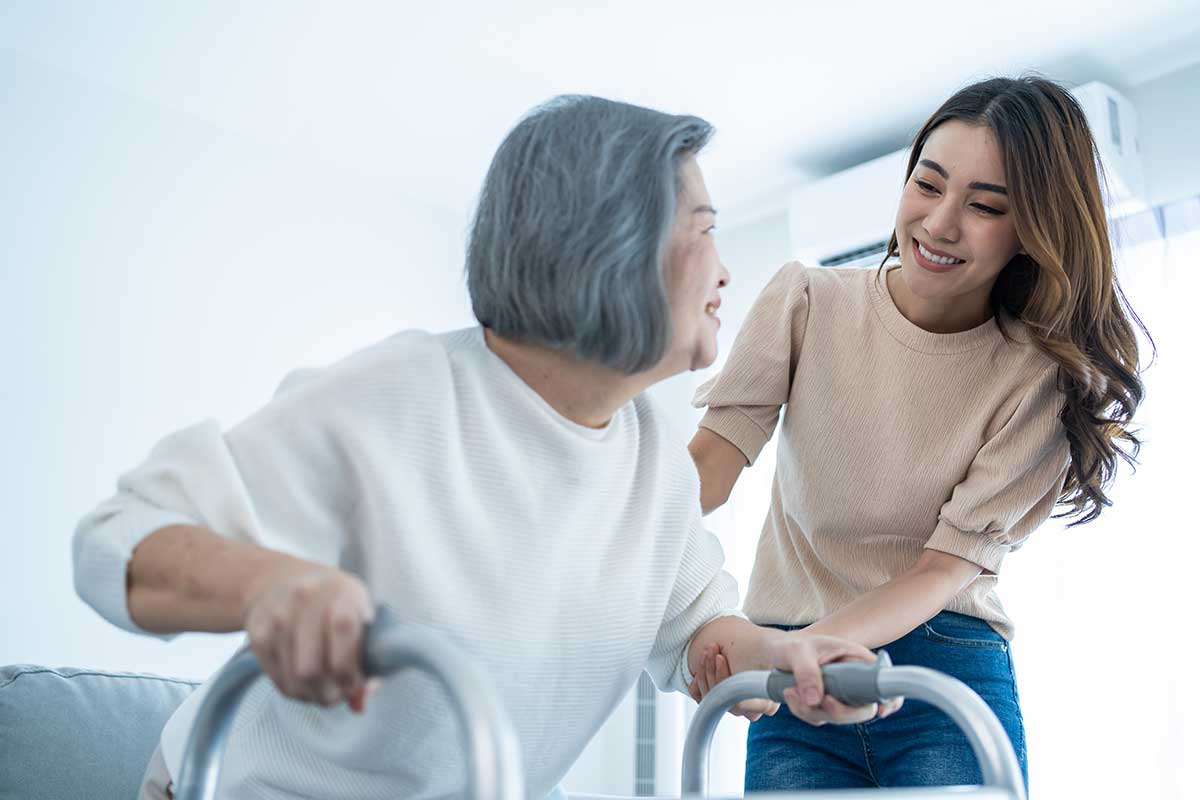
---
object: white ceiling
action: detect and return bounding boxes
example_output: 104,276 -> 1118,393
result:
5,1 -> 1200,224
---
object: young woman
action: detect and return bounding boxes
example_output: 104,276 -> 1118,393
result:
72,95 -> 882,800
687,76 -> 1150,792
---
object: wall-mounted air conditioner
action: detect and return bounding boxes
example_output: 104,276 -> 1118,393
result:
1071,81 -> 1146,218
789,80 -> 1146,269
788,148 -> 908,269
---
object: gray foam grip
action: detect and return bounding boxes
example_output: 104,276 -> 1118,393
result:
767,650 -> 892,706
362,606 -> 402,675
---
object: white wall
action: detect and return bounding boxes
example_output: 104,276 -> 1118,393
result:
0,50 -> 474,678
1131,60 -> 1200,208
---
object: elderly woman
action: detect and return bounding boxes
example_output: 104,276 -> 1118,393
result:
73,95 -> 885,800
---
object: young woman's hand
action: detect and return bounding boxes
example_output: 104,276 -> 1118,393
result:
241,564 -> 379,712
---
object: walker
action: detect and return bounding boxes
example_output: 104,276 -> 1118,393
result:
173,609 -> 1025,800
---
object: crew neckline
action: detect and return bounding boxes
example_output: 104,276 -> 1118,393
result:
867,266 -> 1007,355
468,327 -> 621,441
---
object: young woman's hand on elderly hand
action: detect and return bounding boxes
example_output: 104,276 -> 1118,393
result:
767,632 -> 903,726
689,633 -> 904,727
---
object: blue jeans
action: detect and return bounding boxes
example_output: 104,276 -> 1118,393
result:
746,612 -> 1027,793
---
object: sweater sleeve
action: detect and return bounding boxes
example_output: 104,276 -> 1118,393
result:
924,362 -> 1071,573
72,364 -> 365,637
644,512 -> 742,694
692,262 -> 811,465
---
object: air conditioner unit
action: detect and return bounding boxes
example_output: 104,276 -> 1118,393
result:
1071,81 -> 1147,218
788,148 -> 908,269
790,80 -> 1146,269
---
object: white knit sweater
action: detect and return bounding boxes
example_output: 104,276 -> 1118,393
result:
73,326 -> 739,799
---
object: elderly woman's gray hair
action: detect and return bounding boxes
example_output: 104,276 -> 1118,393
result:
466,95 -> 714,374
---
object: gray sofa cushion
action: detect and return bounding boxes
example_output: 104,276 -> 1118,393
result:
0,664 -> 198,800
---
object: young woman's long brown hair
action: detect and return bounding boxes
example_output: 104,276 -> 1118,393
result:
882,76 -> 1153,525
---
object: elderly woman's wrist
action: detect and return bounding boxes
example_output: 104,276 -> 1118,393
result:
237,551 -> 320,626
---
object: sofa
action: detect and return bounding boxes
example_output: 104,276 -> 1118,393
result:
0,663 -> 198,799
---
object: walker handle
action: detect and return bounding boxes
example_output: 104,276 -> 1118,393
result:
766,650 -> 895,706
174,606 -> 525,800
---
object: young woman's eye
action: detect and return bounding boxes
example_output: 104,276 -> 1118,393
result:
704,225 -> 717,235
914,179 -> 938,194
972,203 -> 1004,216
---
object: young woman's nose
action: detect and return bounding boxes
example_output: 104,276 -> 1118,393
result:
923,199 -> 961,244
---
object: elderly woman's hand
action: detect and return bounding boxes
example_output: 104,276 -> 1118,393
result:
688,643 -> 780,721
689,637 -> 903,726
241,564 -> 379,712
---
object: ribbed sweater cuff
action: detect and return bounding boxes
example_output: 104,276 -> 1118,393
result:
925,519 -> 1009,574
73,503 -> 198,637
699,407 -> 771,466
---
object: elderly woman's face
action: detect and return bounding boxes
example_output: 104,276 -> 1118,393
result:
661,158 -> 730,373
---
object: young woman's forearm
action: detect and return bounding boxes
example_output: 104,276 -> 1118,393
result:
127,524 -> 312,634
803,550 -> 982,649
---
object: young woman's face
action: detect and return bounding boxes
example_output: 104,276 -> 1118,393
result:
893,120 -> 1023,313
661,157 -> 730,373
